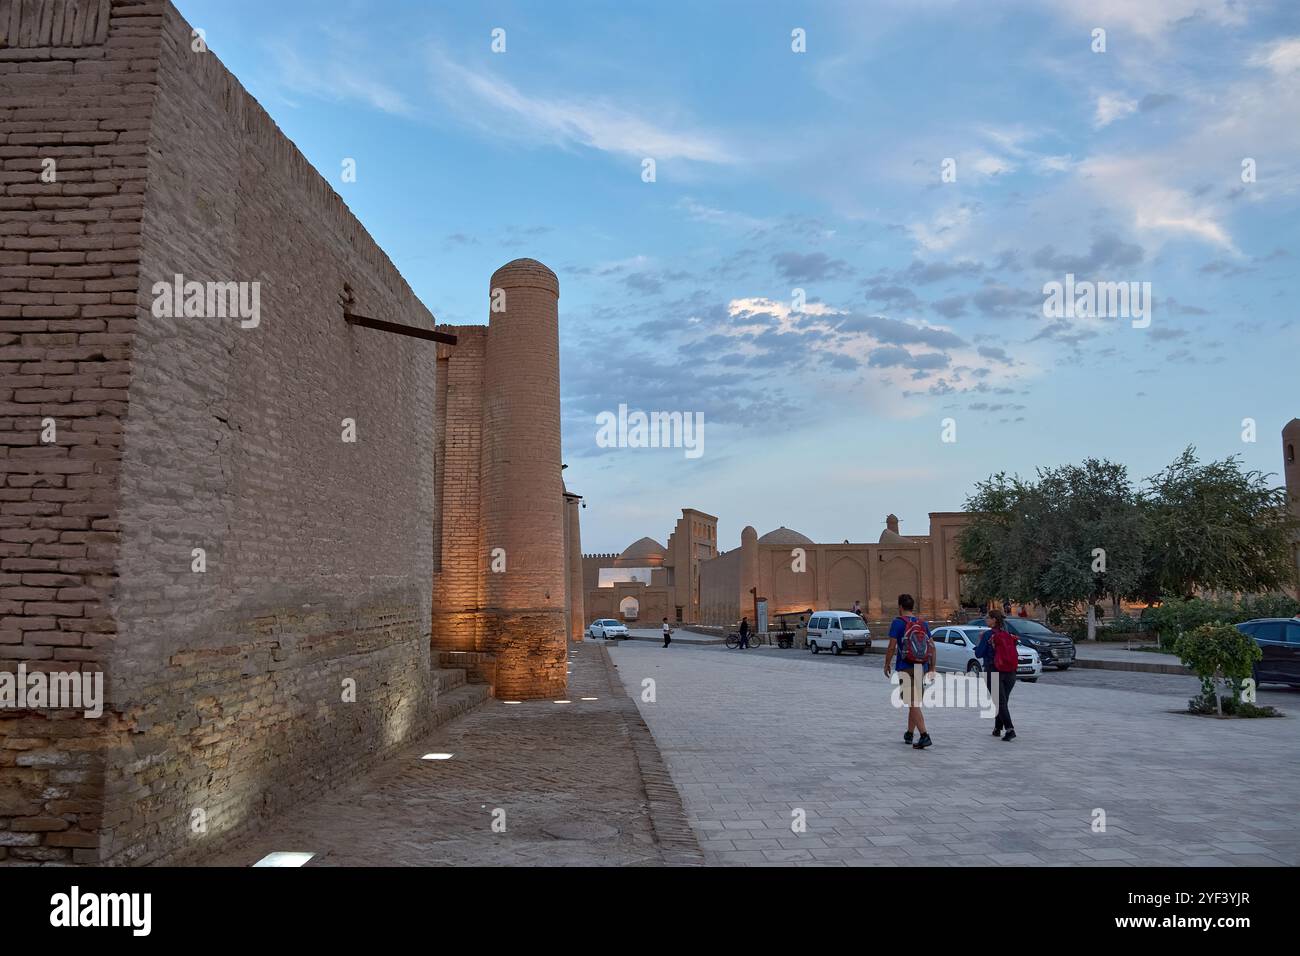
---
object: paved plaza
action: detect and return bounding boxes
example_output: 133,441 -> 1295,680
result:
611,641 -> 1300,866
207,642 -> 699,866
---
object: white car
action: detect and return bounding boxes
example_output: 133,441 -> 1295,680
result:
931,625 -> 1041,681
588,619 -> 629,639
806,610 -> 872,655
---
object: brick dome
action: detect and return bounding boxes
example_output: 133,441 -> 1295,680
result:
758,527 -> 813,546
615,536 -> 667,567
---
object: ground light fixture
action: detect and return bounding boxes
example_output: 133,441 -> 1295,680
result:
253,852 -> 315,868
421,753 -> 454,760
581,697 -> 598,701
554,700 -> 571,704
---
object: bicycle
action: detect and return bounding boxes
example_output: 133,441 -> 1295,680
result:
725,631 -> 764,649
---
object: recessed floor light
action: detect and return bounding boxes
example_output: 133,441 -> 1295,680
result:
503,700 -> 522,705
581,697 -> 598,701
253,852 -> 315,868
554,700 -> 571,704
422,753 -> 454,760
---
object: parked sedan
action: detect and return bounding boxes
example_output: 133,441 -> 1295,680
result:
931,625 -> 1040,681
967,617 -> 1075,670
587,619 -> 629,639
1235,618 -> 1300,687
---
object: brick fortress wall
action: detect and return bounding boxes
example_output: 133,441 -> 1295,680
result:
3,0 -> 574,865
1,0 -> 160,866
2,0 -> 441,865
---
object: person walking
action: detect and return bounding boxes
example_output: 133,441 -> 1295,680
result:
884,594 -> 936,750
982,608 -> 1019,741
738,616 -> 751,650
662,617 -> 672,648
974,615 -> 998,700
852,600 -> 862,617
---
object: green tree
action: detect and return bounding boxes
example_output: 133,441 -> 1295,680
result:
1139,447 -> 1297,600
957,459 -> 1145,639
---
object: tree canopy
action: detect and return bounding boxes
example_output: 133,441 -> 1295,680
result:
956,446 -> 1297,636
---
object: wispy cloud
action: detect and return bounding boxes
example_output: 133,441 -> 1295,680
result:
426,50 -> 735,164
1094,94 -> 1138,128
1045,0 -> 1248,40
270,39 -> 415,116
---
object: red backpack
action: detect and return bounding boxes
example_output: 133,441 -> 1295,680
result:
992,630 -> 1019,672
901,616 -> 932,664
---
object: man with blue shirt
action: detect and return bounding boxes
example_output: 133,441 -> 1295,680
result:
883,593 -> 936,750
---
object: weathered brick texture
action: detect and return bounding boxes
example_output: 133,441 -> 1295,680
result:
2,0 -> 575,865
2,0 -> 440,865
1,0 -> 161,866
432,261 -> 568,700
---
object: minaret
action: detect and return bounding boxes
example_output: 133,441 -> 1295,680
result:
481,259 -> 567,698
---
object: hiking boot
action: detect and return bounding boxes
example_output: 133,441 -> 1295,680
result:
912,733 -> 933,750
1002,730 -> 1017,742
903,731 -> 914,745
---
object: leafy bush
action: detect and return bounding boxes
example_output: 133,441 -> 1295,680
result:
1187,693 -> 1279,718
1142,594 -> 1299,649
1173,623 -> 1262,716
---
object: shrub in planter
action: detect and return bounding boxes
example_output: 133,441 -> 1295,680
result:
1173,623 -> 1262,716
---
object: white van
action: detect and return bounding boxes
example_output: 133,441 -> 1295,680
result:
806,611 -> 872,655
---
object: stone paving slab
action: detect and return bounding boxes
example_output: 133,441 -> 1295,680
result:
205,642 -> 699,866
612,641 -> 1300,867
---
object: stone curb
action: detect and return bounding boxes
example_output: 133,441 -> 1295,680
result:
595,644 -> 706,866
1073,657 -> 1192,675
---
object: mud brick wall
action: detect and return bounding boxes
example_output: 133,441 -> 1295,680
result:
431,327 -> 485,655
101,2 -> 438,864
0,0 -> 160,866
2,0 -> 441,865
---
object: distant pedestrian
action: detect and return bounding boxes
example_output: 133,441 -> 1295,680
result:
884,594 -> 936,750
852,600 -> 862,617
662,617 -> 672,648
1002,599 -> 1012,616
1017,604 -> 1029,618
982,608 -> 1019,741
739,616 -> 751,650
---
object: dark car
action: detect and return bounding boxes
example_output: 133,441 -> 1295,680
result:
1235,618 -> 1300,687
967,617 -> 1076,670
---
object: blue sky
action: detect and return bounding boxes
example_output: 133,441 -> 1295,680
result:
176,0 -> 1299,554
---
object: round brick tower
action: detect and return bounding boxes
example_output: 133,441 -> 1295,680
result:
482,259 -> 567,698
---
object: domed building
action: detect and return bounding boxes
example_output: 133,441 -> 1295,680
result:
614,537 -> 668,568
695,512 -> 972,626
583,509 -> 718,624
584,507 -> 972,629
757,527 -> 814,547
